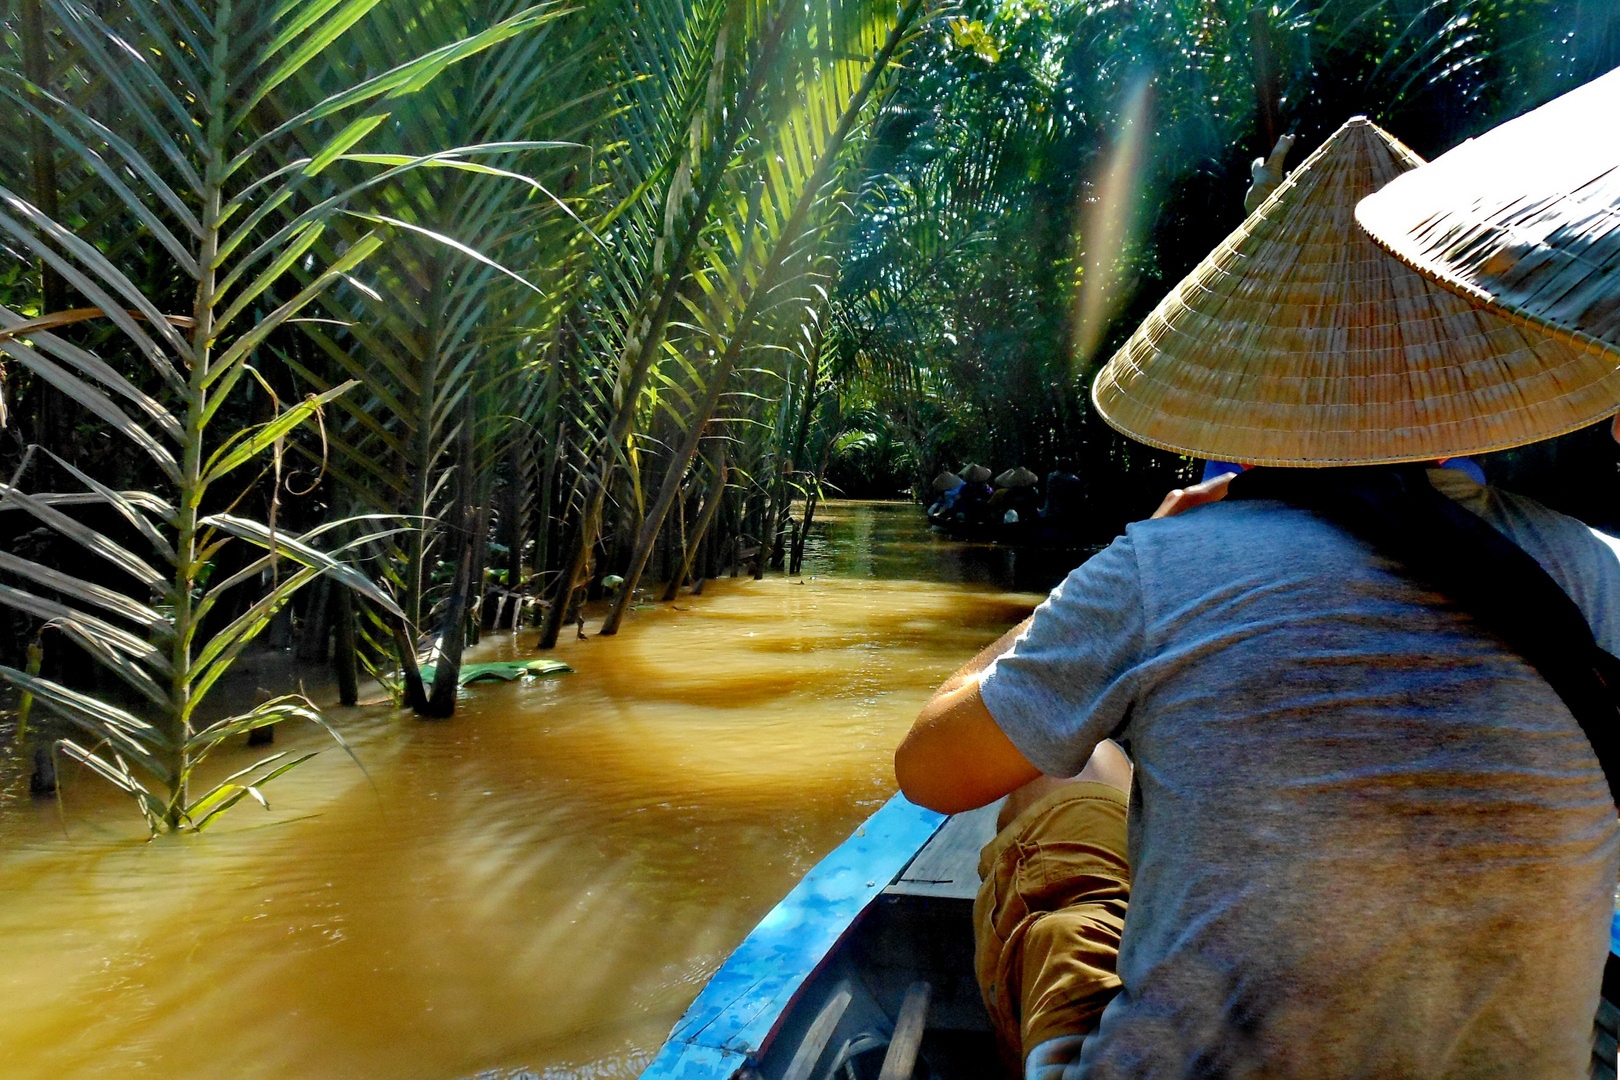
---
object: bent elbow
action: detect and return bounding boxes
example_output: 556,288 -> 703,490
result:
894,747 -> 927,809
894,744 -> 971,814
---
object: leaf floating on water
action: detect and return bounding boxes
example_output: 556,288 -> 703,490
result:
413,659 -> 574,686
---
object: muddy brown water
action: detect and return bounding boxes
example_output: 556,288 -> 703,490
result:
0,502 -> 1088,1080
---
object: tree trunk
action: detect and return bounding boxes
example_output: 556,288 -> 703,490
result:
19,635 -> 55,795
466,497 -> 492,645
790,495 -> 817,576
665,483 -> 684,588
757,439 -> 794,582
426,412 -> 477,716
296,576 -> 332,662
267,603 -> 295,650
600,405 -> 730,636
404,420 -> 433,633
790,436 -> 837,575
663,442 -> 727,601
769,503 -> 790,571
780,324 -> 827,578
22,0 -> 68,460
389,615 -> 429,712
754,488 -> 774,580
1248,6 -> 1280,154
538,485 -> 590,649
705,501 -> 722,581
30,739 -> 57,796
533,420 -> 564,616
746,489 -> 765,577
501,435 -> 526,629
424,516 -> 472,717
332,584 -> 359,707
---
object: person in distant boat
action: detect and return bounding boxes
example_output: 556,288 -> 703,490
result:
955,463 -> 996,525
927,469 -> 966,524
988,467 -> 1042,526
896,115 -> 1620,1080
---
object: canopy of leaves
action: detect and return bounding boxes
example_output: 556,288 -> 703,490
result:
827,0 -> 1620,529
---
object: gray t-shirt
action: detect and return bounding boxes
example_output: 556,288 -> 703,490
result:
980,471 -> 1620,1079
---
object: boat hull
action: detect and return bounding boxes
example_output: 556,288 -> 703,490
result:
642,795 -> 1620,1079
640,794 -> 946,1078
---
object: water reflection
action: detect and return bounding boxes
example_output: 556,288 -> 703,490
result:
0,501 -> 1072,1080
804,501 -> 1095,592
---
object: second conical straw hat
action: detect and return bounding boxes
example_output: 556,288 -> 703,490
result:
1091,116 -> 1620,466
1356,68 -> 1620,362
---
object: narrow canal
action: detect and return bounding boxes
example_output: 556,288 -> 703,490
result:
0,502 -> 1083,1080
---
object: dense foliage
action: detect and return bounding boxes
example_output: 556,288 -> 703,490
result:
828,0 -> 1620,529
0,0 -> 1617,829
0,0 -> 931,827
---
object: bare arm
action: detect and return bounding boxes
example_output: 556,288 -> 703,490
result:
900,476 -> 1223,814
895,616 -> 1042,813
924,615 -> 1031,706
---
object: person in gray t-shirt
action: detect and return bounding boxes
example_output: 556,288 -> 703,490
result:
900,464 -> 1620,1078
899,463 -> 1620,1078
897,110 -> 1620,1080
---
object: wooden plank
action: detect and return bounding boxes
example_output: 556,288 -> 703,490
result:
878,981 -> 931,1080
781,985 -> 852,1080
885,800 -> 1003,900
642,793 -> 946,1080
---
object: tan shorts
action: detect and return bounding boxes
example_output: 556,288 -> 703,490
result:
973,782 -> 1131,1071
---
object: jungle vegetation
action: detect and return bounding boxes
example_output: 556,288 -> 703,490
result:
829,0 -> 1620,522
0,0 -> 1616,830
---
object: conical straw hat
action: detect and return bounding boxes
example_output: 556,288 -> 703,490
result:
1091,116 -> 1620,466
1356,68 -> 1620,362
995,466 -> 1040,488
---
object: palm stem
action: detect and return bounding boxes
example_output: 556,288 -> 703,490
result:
600,0 -> 924,634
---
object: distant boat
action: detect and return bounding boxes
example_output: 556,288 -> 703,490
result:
639,795 -> 1620,1080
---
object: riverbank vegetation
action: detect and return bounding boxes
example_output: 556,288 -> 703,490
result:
828,0 -> 1620,521
1,0 -> 1617,828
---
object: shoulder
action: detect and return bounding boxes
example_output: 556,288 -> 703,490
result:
1125,498 -> 1324,537
1122,498 -> 1357,573
1053,532 -> 1141,605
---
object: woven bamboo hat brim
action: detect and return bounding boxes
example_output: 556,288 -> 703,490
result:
1356,68 -> 1620,363
1091,116 -> 1620,466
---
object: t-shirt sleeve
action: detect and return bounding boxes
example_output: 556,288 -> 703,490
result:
1489,488 -> 1620,657
1578,526 -> 1620,656
978,535 -> 1145,777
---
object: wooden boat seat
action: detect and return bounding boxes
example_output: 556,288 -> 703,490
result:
781,981 -> 935,1080
884,799 -> 1003,901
